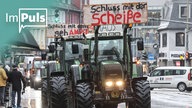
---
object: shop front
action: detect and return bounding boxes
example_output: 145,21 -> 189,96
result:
158,51 -> 187,66
170,51 -> 185,66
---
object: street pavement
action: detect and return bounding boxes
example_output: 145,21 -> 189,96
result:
151,88 -> 192,108
20,87 -> 192,108
21,87 -> 41,108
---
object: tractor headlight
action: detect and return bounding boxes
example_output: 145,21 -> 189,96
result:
105,81 -> 113,87
116,81 -> 123,87
35,77 -> 41,82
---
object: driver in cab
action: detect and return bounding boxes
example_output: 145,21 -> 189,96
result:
103,41 -> 116,55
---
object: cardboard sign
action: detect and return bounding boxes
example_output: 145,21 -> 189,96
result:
47,24 -> 94,38
83,2 -> 148,26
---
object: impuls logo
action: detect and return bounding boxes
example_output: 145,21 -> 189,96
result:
6,8 -> 47,33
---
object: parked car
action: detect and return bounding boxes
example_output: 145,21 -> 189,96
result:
147,66 -> 192,92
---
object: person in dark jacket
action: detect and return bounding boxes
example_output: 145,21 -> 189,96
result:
9,65 -> 26,108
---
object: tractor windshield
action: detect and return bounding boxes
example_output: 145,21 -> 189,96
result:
91,38 -> 123,62
64,41 -> 84,60
34,61 -> 46,68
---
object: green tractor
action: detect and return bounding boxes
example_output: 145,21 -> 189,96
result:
41,36 -> 91,108
41,24 -> 150,108
69,25 -> 150,108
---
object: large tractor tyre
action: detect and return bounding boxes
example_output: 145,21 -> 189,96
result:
76,82 -> 93,108
41,79 -> 48,108
50,76 -> 68,108
132,80 -> 151,108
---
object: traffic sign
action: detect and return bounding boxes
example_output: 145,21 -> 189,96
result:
148,54 -> 154,60
153,44 -> 158,49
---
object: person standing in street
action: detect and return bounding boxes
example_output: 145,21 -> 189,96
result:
0,64 -> 8,107
9,65 -> 26,108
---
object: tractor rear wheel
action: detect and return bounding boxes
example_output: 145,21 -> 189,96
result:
132,80 -> 151,108
50,76 -> 68,108
41,79 -> 47,107
76,82 -> 93,108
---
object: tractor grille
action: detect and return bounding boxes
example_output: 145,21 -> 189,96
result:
103,64 -> 123,79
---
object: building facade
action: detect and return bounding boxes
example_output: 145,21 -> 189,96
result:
133,6 -> 162,65
30,0 -> 89,51
158,0 -> 192,66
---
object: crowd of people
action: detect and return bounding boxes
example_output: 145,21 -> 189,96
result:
0,63 -> 26,108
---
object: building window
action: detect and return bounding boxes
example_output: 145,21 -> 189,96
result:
142,10 -> 161,26
149,11 -> 161,26
179,5 -> 191,18
162,33 -> 167,47
176,32 -> 185,46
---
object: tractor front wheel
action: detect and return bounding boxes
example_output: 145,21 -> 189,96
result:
41,79 -> 47,108
76,82 -> 93,108
132,80 -> 151,108
50,76 -> 68,108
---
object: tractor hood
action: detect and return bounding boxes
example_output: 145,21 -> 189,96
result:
100,61 -> 123,79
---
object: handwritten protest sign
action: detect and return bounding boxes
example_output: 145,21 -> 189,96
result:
83,2 -> 148,26
47,24 -> 94,39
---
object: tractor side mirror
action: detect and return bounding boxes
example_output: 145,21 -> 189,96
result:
137,40 -> 144,51
83,49 -> 89,61
41,53 -> 47,60
48,45 -> 55,53
72,44 -> 79,54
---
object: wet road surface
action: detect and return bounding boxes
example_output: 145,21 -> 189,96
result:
151,88 -> 192,108
21,87 -> 41,108
20,87 -> 192,108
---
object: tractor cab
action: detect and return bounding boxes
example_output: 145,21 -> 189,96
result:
91,38 -> 123,61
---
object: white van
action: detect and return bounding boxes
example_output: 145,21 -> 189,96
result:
147,66 -> 192,92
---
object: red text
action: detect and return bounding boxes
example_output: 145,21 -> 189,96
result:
92,10 -> 142,26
